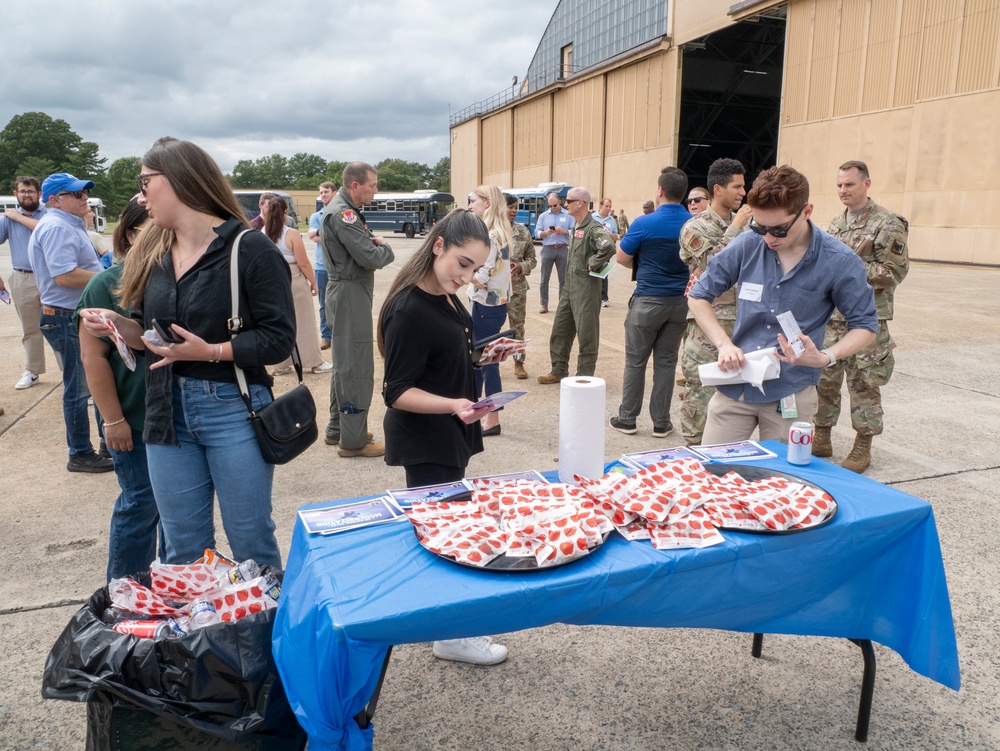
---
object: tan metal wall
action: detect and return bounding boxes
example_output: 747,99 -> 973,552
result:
450,119 -> 481,203
481,109 -> 514,188
513,97 -> 554,188
780,0 -> 1000,265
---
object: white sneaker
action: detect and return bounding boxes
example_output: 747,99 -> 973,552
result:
15,371 -> 38,390
311,361 -> 333,373
432,636 -> 508,665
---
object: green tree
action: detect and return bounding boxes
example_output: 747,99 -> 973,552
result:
374,158 -> 429,191
288,152 -> 327,181
103,156 -> 142,216
0,112 -> 108,189
12,156 -> 57,188
426,156 -> 451,191
230,159 -> 260,188
325,160 -> 348,186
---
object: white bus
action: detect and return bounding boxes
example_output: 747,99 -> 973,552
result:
0,195 -> 107,233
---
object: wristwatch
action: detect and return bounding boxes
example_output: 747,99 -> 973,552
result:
821,348 -> 837,368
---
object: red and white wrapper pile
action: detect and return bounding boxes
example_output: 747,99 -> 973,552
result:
405,479 -> 613,567
149,562 -> 222,600
205,576 -> 281,623
109,577 -> 187,618
577,458 -> 836,548
108,549 -> 278,626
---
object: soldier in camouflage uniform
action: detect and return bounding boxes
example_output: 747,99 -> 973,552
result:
504,193 -> 537,379
814,161 -> 908,473
537,187 -> 616,382
678,158 -> 751,445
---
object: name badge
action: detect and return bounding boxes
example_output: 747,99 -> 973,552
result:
739,282 -> 763,302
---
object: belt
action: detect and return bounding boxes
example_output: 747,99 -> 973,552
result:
42,305 -> 74,315
13,268 -> 33,273
546,243 -> 568,248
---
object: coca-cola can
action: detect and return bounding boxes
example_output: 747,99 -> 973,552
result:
112,619 -> 170,639
787,421 -> 814,465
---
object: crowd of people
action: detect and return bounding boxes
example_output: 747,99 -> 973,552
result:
1,140 -> 907,664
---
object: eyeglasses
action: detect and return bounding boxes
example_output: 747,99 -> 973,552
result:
57,190 -> 89,199
137,172 -> 165,195
687,196 -> 707,205
749,205 -> 805,238
16,189 -> 38,196
565,198 -> 584,205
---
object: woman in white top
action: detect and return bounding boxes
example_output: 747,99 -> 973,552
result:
263,197 -> 330,374
467,184 -> 514,436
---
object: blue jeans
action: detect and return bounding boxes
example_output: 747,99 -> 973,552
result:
145,377 -> 282,567
316,268 -> 331,342
472,302 -> 508,400
39,307 -> 94,456
107,429 -> 165,580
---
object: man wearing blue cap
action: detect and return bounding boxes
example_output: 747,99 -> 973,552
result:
28,173 -> 112,472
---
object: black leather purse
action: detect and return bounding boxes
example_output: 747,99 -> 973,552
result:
230,230 -> 318,464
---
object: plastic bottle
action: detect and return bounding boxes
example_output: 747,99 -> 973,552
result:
219,559 -> 262,587
188,600 -> 220,630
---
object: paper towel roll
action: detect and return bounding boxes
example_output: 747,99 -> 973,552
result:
558,377 -> 606,484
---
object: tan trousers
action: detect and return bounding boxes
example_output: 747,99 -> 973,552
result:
701,385 -> 818,444
275,264 -> 325,371
9,270 -> 48,374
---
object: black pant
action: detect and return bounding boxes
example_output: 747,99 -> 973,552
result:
405,463 -> 465,488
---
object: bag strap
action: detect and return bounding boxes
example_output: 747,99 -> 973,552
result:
229,229 -> 305,416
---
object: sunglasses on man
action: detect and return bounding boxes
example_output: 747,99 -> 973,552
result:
748,204 -> 805,239
57,190 -> 89,199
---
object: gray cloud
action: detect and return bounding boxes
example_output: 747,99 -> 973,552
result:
2,1 -> 557,170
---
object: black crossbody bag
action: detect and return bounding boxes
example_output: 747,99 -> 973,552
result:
230,230 -> 318,464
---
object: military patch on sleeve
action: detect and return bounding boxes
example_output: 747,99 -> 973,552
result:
341,210 -> 357,225
688,235 -> 704,251
890,240 -> 904,255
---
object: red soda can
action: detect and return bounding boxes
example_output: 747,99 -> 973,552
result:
112,619 -> 170,639
787,421 -> 814,465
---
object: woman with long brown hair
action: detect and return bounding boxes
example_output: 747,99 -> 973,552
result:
80,137 -> 295,567
262,195 -> 330,375
377,208 -> 510,666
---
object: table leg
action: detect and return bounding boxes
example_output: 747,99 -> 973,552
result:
354,646 -> 393,730
748,635 -> 876,742
848,638 -> 876,743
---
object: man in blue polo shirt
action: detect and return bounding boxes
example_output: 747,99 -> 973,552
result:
308,181 -> 336,350
689,165 -> 877,444
610,167 -> 692,438
28,173 -> 112,473
0,176 -> 49,390
533,192 -> 574,313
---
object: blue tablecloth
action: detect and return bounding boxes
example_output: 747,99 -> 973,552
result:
273,443 -> 960,751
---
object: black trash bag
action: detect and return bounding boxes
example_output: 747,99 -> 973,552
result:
42,576 -> 305,747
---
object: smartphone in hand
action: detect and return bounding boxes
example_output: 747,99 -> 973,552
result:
151,318 -> 184,345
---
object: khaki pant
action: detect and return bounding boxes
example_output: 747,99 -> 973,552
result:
702,385 -> 818,444
9,270 -> 48,374
274,264 -> 325,371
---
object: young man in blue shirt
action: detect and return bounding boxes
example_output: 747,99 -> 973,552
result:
611,167 -> 691,437
689,165 -> 877,444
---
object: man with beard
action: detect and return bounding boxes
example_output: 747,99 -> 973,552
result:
0,177 -> 49,390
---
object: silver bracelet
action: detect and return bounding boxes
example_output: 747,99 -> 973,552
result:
103,417 -> 127,428
821,348 -> 837,368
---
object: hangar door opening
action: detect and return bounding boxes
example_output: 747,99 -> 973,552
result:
677,10 -> 786,189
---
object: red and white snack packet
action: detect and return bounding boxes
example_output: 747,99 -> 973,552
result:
208,576 -> 281,623
576,472 -> 640,525
99,313 -> 137,372
149,562 -> 222,600
647,508 -> 725,549
479,337 -> 528,363
108,577 -> 186,618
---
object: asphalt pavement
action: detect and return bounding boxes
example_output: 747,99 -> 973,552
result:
1,235 -> 998,750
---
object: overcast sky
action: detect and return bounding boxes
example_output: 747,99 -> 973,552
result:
2,1 -> 559,173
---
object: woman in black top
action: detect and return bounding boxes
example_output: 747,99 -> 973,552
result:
378,209 -> 500,487
80,137 -> 295,567
377,208 -> 511,667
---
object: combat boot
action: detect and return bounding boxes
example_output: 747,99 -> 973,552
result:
813,425 -> 833,457
841,433 -> 872,474
513,360 -> 527,379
